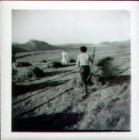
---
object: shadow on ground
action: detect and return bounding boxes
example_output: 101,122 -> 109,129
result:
12,110 -> 84,132
44,70 -> 72,77
12,79 -> 70,96
97,75 -> 130,86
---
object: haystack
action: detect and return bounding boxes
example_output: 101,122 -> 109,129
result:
47,61 -> 64,68
17,61 -> 32,67
32,67 -> 45,78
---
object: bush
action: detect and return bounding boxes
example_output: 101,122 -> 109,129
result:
12,68 -> 34,82
69,59 -> 76,63
40,59 -> 47,63
32,67 -> 45,78
17,61 -> 32,67
48,62 -> 64,68
97,57 -> 113,66
96,56 -> 120,79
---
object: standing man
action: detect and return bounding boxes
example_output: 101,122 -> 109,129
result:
76,46 -> 93,97
61,49 -> 68,66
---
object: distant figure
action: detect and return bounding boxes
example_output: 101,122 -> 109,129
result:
76,46 -> 93,96
12,62 -> 16,71
61,50 -> 68,66
12,55 -> 17,75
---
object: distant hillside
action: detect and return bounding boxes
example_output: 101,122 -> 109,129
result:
12,40 -> 58,54
54,40 -> 130,50
96,40 -> 130,48
12,39 -> 130,54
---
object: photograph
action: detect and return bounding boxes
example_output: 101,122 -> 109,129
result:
11,10 -> 131,132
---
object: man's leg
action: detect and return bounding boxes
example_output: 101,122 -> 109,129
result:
80,73 -> 86,93
82,82 -> 89,99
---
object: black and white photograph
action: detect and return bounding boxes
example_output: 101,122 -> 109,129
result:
11,10 -> 131,132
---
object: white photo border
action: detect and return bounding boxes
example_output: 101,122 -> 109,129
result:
1,1 -> 139,140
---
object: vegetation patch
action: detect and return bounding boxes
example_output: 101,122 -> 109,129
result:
32,67 -> 45,78
17,61 -> 32,67
40,59 -> 47,63
96,56 -> 121,81
69,59 -> 76,63
47,62 -> 64,68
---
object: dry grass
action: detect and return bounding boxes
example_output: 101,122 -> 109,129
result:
12,45 -> 130,131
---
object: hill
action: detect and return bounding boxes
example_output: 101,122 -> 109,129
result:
96,40 -> 130,48
12,40 -> 58,54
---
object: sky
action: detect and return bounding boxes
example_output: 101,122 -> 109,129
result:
12,10 -> 130,44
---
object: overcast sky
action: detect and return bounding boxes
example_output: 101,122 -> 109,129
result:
12,10 -> 130,44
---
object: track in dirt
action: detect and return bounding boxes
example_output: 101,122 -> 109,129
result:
14,87 -> 74,118
13,68 -> 77,103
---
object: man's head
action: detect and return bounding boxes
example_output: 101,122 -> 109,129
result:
80,46 -> 87,53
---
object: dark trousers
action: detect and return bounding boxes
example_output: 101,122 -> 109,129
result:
80,65 -> 90,93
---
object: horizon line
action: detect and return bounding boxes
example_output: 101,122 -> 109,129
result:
12,39 -> 130,45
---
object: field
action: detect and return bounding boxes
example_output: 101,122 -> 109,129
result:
12,44 -> 131,132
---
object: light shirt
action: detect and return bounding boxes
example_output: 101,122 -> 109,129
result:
61,51 -> 67,58
76,53 -> 91,67
61,51 -> 68,65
